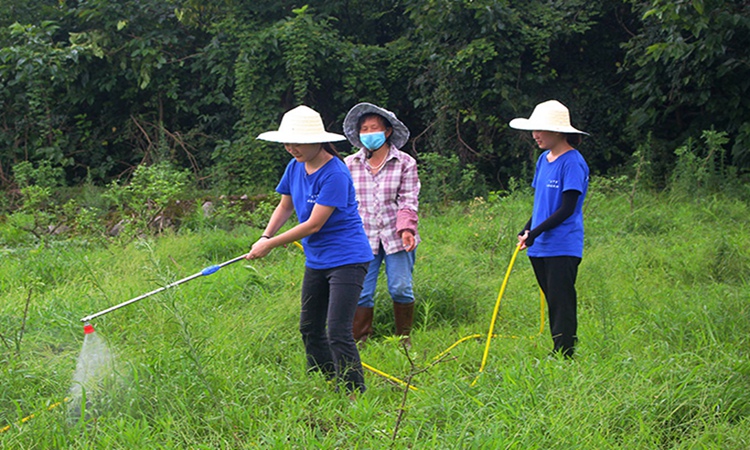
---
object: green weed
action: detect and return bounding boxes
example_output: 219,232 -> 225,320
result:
1,191 -> 749,448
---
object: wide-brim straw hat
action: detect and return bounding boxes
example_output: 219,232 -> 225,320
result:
257,105 -> 346,144
509,100 -> 589,135
343,102 -> 410,149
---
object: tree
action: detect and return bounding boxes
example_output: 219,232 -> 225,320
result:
214,4 -> 420,191
404,0 -> 631,185
622,0 -> 750,177
0,0 -> 239,186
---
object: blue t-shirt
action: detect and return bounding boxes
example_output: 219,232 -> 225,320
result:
276,157 -> 373,269
529,149 -> 589,258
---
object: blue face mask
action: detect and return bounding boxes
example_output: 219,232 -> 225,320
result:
360,132 -> 387,151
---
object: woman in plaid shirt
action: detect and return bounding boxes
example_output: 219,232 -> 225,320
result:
343,103 -> 421,348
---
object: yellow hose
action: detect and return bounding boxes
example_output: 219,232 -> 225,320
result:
433,334 -> 483,362
471,245 -> 521,386
362,244 -> 545,389
0,397 -> 69,434
362,362 -> 419,391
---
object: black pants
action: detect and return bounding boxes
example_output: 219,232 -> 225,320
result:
299,263 -> 368,393
530,256 -> 581,357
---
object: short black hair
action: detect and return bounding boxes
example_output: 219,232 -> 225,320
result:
357,113 -> 392,131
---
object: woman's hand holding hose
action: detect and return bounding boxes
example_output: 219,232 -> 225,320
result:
517,230 -> 529,250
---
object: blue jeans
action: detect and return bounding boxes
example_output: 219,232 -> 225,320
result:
300,263 -> 368,393
358,243 -> 416,308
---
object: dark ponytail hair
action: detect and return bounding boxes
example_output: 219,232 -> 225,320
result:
565,133 -> 583,148
323,142 -> 343,160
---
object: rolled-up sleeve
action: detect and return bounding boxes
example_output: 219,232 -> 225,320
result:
396,158 -> 420,235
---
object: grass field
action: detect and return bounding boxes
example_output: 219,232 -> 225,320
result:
1,188 -> 749,448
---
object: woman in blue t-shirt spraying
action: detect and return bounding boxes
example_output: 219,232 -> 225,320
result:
511,100 -> 590,359
246,105 -> 373,394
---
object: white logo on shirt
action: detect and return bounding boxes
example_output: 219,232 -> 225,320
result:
547,179 -> 560,189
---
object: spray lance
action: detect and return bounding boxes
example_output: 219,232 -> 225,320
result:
0,255 -> 248,435
80,254 -> 247,327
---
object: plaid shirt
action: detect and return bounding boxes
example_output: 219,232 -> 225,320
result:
345,145 -> 421,255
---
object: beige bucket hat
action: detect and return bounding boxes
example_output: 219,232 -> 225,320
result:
343,102 -> 410,149
509,100 -> 589,135
257,105 -> 346,144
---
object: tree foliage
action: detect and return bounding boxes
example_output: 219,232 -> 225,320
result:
622,0 -> 750,180
0,0 -> 237,186
0,0 -> 748,198
403,0 -> 629,185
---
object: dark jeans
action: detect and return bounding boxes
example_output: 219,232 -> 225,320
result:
530,256 -> 581,358
300,263 -> 368,393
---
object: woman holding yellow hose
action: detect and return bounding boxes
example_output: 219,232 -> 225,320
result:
510,100 -> 590,359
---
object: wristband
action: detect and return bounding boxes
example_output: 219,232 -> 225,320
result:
260,235 -> 271,239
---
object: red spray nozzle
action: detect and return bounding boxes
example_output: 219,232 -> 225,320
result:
83,323 -> 95,334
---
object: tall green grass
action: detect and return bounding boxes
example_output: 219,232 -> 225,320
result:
1,190 -> 749,448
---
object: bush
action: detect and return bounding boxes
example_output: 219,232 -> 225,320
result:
103,162 -> 192,237
418,153 -> 486,204
2,160 -> 66,242
669,130 -> 732,197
